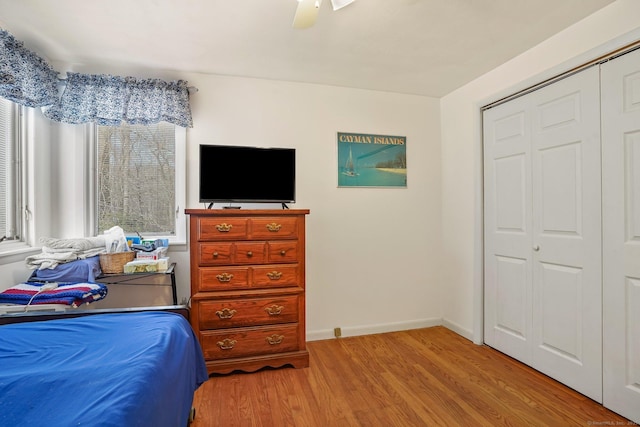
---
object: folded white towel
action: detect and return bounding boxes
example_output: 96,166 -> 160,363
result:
39,236 -> 106,251
25,246 -> 106,270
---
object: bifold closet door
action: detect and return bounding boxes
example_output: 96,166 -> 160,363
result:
483,94 -> 533,365
601,47 -> 640,423
484,66 -> 602,402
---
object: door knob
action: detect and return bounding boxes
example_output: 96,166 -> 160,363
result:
533,245 -> 540,251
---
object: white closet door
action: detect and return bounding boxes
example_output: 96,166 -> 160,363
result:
601,48 -> 640,423
530,67 -> 602,402
484,67 -> 602,401
483,96 -> 533,365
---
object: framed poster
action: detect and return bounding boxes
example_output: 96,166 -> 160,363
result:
337,132 -> 407,188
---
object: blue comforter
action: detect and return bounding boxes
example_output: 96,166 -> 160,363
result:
0,311 -> 208,427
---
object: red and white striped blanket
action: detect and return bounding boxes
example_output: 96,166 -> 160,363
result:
0,282 -> 108,308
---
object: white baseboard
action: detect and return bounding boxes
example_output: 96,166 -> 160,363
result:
306,317 -> 442,342
441,318 -> 474,342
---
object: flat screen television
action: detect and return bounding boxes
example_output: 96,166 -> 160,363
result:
199,145 -> 296,205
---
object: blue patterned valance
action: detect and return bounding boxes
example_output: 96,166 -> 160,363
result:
125,78 -> 192,127
43,74 -> 127,126
0,30 -> 59,107
43,73 -> 193,128
0,29 -> 194,128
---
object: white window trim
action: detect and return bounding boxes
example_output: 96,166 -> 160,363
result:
0,105 -> 38,263
84,124 -> 96,238
87,124 -> 187,245
173,127 -> 187,245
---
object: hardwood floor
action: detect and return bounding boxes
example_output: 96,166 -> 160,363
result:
191,326 -> 630,426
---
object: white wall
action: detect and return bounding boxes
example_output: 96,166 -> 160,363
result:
1,68 -> 442,340
183,74 -> 442,340
440,0 -> 640,342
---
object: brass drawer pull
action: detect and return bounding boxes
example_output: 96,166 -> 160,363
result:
215,223 -> 232,232
266,223 -> 282,232
216,273 -> 233,282
216,338 -> 237,350
246,251 -> 253,257
266,271 -> 282,280
264,305 -> 284,316
266,334 -> 284,345
212,252 -> 219,258
280,250 -> 286,256
215,308 -> 237,319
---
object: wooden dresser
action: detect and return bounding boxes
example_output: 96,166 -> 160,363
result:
185,209 -> 309,374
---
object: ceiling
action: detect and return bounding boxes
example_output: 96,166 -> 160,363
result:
0,0 -> 616,97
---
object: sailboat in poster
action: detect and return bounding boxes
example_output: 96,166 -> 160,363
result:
342,146 -> 358,177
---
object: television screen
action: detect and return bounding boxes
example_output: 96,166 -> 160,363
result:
199,145 -> 296,204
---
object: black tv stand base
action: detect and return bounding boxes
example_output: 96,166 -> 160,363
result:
206,203 -> 289,210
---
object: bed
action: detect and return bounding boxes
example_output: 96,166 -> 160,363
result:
0,308 -> 209,427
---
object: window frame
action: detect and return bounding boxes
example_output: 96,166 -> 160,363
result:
0,101 -> 37,261
88,123 -> 187,245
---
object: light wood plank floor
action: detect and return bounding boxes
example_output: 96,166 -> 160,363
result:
191,326 -> 631,426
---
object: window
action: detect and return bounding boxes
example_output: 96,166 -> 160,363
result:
93,122 -> 186,243
0,98 -> 22,248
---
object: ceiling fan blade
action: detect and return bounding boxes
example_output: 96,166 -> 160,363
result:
292,0 -> 322,29
330,0 -> 355,11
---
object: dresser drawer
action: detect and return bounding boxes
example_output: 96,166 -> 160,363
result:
252,265 -> 299,287
199,266 -> 250,291
200,324 -> 300,360
234,242 -> 266,264
198,242 -> 268,266
198,295 -> 300,329
250,217 -> 299,240
268,241 -> 298,263
197,217 -> 248,241
198,243 -> 233,265
199,265 -> 298,291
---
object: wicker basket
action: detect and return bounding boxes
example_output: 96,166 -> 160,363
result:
99,251 -> 136,274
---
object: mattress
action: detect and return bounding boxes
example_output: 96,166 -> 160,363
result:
0,311 -> 208,427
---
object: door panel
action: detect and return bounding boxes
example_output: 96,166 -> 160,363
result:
538,262 -> 582,362
495,154 -> 527,232
494,255 -> 527,339
602,47 -> 640,423
539,143 -> 582,235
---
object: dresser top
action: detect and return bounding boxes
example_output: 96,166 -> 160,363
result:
185,208 -> 309,216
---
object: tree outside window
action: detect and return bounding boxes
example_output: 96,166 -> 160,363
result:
96,122 -> 176,237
